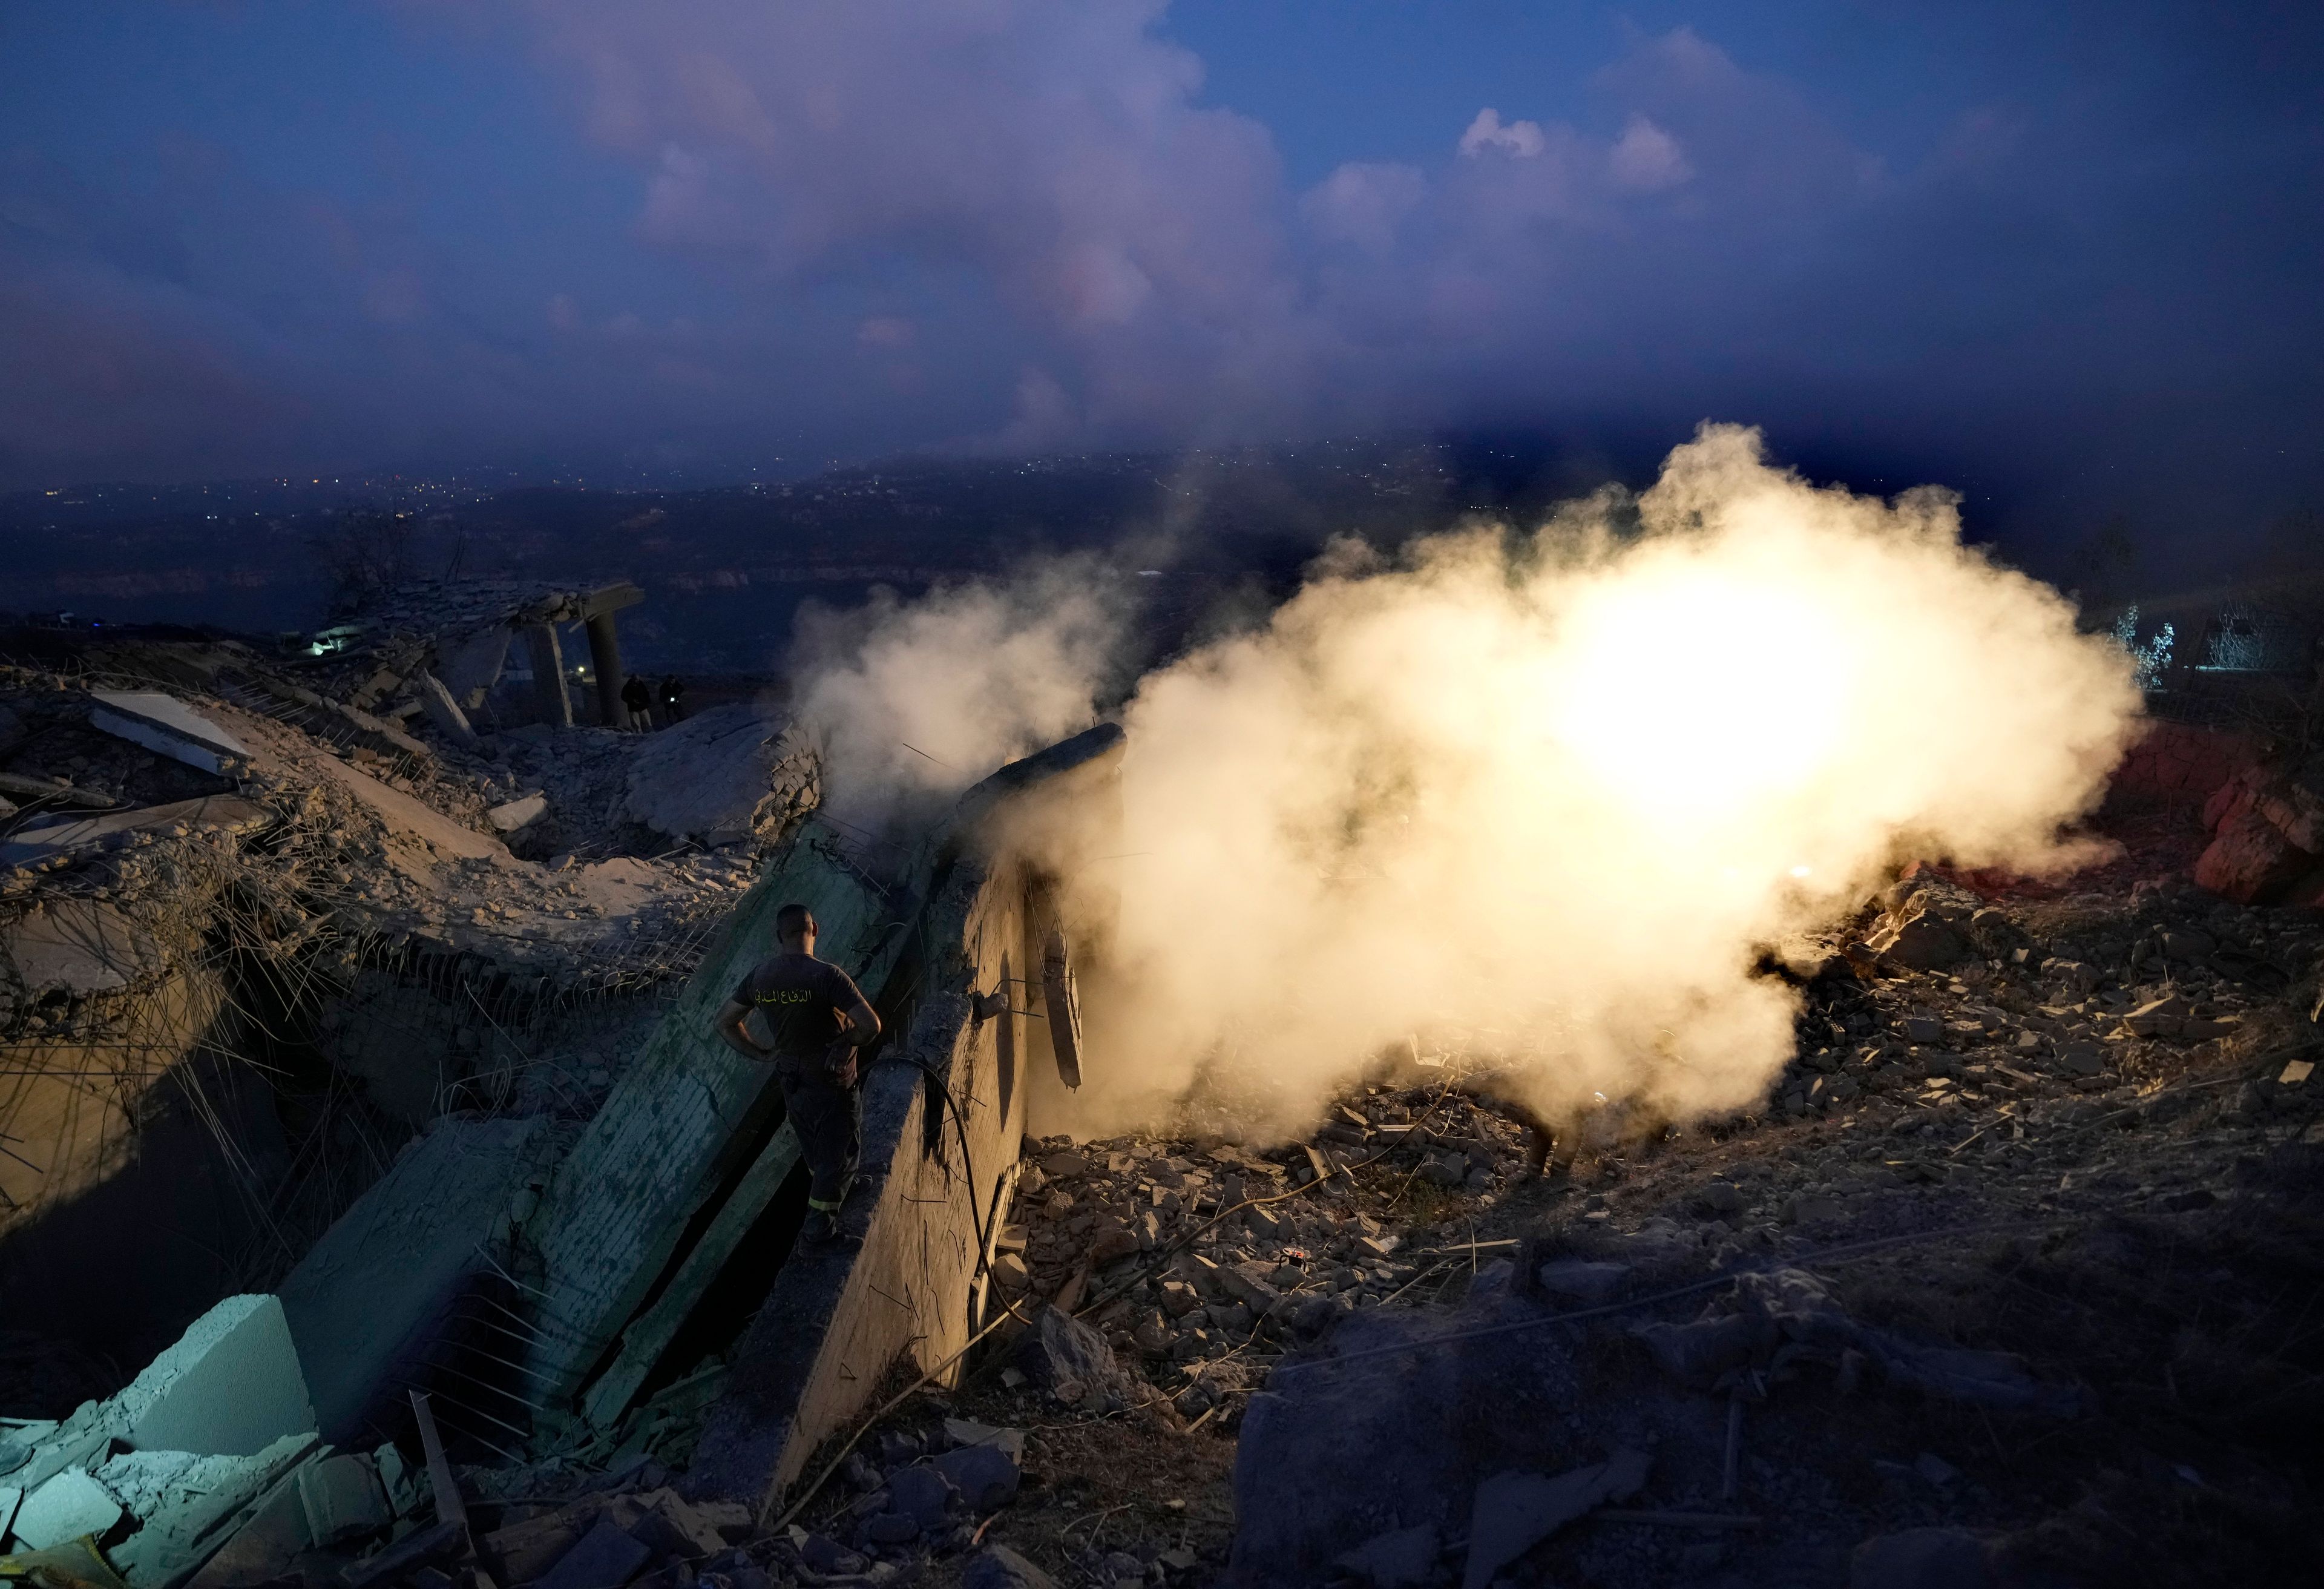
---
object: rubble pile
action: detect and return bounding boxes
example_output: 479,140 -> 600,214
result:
1,618 -> 822,1439
808,835 -> 2323,1587
2194,749 -> 2324,907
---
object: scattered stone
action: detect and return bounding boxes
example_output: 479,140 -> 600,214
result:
1009,1306 -> 1132,1407
931,1442 -> 1021,1511
486,792 -> 550,832
798,1533 -> 867,1576
1696,1181 -> 1745,1216
962,1543 -> 1059,1589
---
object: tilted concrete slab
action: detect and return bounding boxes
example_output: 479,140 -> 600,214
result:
688,723 -> 1124,1513
278,1114 -> 556,1446
0,795 -> 270,870
88,691 -> 252,775
122,1294 -> 316,1459
622,703 -> 818,847
520,815 -> 899,1406
2,897 -> 168,993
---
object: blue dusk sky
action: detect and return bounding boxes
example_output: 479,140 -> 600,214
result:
2,2 -> 2319,571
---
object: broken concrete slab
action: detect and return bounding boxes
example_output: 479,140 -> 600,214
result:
535,1510 -> 651,1589
1231,1283 -> 1586,1583
88,691 -> 252,775
485,793 -> 548,832
114,1294 -> 315,1459
298,1454 -> 390,1547
1462,1449 -> 1648,1589
2,899 -> 166,993
0,771 -> 115,811
522,817 -> 890,1406
580,1123 -> 803,1432
415,673 -> 480,750
10,1467 -> 124,1551
0,1538 -> 131,1589
279,1113 -> 554,1444
102,1434 -> 319,1587
181,1464 -> 313,1589
0,795 -> 271,870
1010,1307 -> 1135,1408
436,625 -> 514,711
620,702 -> 818,847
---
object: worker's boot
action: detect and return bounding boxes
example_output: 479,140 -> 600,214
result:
801,1207 -> 841,1245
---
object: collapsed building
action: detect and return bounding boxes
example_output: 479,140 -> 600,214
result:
1,597 -> 1124,1587
8,578 -> 2324,1589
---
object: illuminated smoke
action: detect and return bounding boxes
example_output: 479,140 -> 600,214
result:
789,561 -> 1123,836
805,425 -> 2145,1139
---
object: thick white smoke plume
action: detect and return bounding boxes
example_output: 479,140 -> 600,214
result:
799,425 -> 2145,1138
789,562 -> 1123,836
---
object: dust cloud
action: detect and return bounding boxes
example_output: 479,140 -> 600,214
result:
801,424 -> 2146,1139
788,560 -> 1126,838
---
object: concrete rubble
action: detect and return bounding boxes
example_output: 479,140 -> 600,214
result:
8,597 -> 2323,1589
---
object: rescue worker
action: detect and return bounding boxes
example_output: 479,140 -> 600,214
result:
657,674 -> 688,723
619,673 -> 652,731
711,903 -> 880,1243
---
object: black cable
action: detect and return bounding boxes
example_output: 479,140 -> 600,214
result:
876,1048 -> 995,1275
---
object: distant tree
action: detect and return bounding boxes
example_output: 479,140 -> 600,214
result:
309,510 -> 417,619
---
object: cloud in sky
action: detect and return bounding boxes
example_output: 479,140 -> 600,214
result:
0,0 -> 2319,564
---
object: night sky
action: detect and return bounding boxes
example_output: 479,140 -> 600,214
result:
4,2 -> 2319,577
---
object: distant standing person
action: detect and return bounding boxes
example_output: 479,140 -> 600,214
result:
711,904 -> 881,1243
619,674 -> 652,731
658,674 -> 687,723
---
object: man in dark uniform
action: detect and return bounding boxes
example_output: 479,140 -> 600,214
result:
711,903 -> 881,1242
657,674 -> 688,723
619,673 -> 652,730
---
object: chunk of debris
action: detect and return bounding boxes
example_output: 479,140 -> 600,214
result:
962,1543 -> 1059,1589
1463,1449 -> 1650,1589
88,691 -> 252,775
1334,1523 -> 1440,1587
1009,1306 -> 1134,1409
535,1510 -> 653,1589
0,794 -> 269,871
11,1467 -> 126,1551
931,1439 -> 1022,1512
485,792 -> 550,832
119,1294 -> 317,1457
279,1114 -> 554,1442
2,899 -> 166,993
298,1454 -> 391,1548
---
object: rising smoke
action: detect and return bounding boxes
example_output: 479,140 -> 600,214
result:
799,424 -> 2146,1139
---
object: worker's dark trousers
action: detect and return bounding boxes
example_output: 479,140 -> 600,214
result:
779,1062 -> 861,1210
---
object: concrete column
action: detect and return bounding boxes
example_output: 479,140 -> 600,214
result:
585,611 -> 627,728
524,623 -> 573,728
